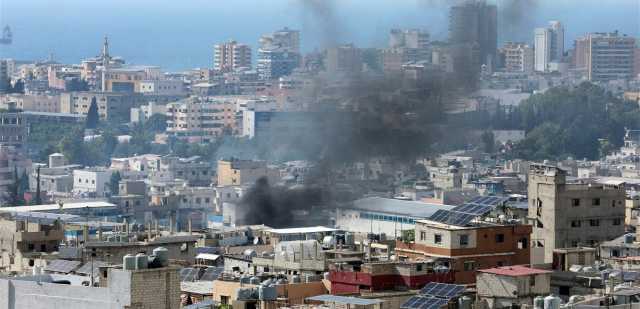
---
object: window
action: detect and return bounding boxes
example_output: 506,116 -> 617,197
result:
530,275 -> 536,286
434,234 -> 442,244
571,199 -> 580,207
518,237 -> 529,249
495,234 -> 505,243
571,220 -> 581,228
420,231 -> 426,241
416,264 -> 423,272
589,219 -> 600,226
592,198 -> 600,206
463,261 -> 476,271
497,261 -> 504,267
459,234 -> 469,246
613,218 -> 622,226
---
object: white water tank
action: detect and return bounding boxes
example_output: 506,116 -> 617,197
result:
153,247 -> 169,267
534,296 -> 545,309
135,253 -> 148,270
458,296 -> 472,309
544,295 -> 561,309
123,254 -> 136,270
250,276 -> 260,285
291,275 -> 301,283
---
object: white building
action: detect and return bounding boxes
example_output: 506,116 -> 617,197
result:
138,79 -> 185,96
130,102 -> 166,124
534,21 -> 564,73
334,197 -> 454,237
72,168 -> 114,197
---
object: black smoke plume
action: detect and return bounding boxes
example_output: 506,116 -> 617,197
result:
294,0 -> 344,48
236,177 -> 329,228
498,0 -> 539,42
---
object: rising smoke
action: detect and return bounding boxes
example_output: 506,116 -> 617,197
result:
498,0 -> 540,42
293,0 -> 344,48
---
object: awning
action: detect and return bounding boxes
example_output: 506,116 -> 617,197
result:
195,253 -> 220,261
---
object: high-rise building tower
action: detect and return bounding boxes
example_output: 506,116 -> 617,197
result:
548,21 -> 565,61
213,40 -> 252,72
586,31 -> 636,82
448,0 -> 497,68
257,28 -> 301,80
534,21 -> 565,72
0,60 -> 9,93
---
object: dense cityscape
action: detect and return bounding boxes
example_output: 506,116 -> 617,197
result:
0,0 -> 640,308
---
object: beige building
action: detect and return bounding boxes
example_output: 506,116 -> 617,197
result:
0,213 -> 65,273
102,66 -> 161,92
477,265 -> 552,309
586,32 -> 636,82
1,94 -> 60,113
212,278 -> 327,307
528,164 -> 626,263
60,91 -> 141,120
166,96 -> 236,143
500,42 -> 534,73
213,40 -> 252,72
216,159 -> 278,186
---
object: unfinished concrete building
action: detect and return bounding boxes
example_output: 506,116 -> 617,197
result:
528,164 -> 625,264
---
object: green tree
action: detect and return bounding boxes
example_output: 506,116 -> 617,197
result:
34,166 -> 42,205
145,114 -> 168,133
58,128 -> 85,165
109,171 -> 121,196
85,97 -> 99,129
481,130 -> 495,154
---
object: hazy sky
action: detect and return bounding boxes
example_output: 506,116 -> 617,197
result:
0,0 -> 638,70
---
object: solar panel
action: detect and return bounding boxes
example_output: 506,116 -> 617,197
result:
401,296 -> 449,309
451,203 -> 493,215
44,259 -> 81,274
427,210 -> 476,226
467,196 -> 508,207
199,267 -> 223,281
75,261 -> 109,276
420,282 -> 465,299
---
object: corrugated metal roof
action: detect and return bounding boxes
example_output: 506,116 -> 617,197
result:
0,201 -> 116,213
267,226 -> 336,234
349,197 -> 455,218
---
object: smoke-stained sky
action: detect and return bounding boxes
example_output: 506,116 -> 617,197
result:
0,0 -> 638,70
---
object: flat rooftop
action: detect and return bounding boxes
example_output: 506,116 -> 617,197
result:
0,201 -> 116,213
478,265 -> 552,277
267,226 -> 337,234
349,197 -> 455,218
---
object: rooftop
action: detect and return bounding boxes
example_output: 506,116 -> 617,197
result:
478,265 -> 552,277
0,201 -> 116,213
350,197 -> 455,218
306,294 -> 383,306
267,226 -> 336,234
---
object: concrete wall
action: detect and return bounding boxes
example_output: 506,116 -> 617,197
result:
529,166 -> 625,263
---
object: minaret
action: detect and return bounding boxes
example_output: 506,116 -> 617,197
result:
101,35 -> 110,92
102,35 -> 110,65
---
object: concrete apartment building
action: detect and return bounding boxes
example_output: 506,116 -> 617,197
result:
138,79 -> 185,96
585,31 -> 636,82
213,40 -> 252,72
476,265 -> 552,309
325,44 -> 362,75
449,0 -> 497,68
500,42 -> 534,73
166,96 -> 237,143
217,159 -> 278,186
130,101 -> 166,124
256,27 -> 301,80
0,261 -> 180,309
528,164 -> 626,264
0,60 -> 10,93
102,65 -> 162,92
0,109 -> 26,150
60,91 -> 141,121
0,94 -> 60,113
73,168 -> 114,197
0,213 -> 65,273
534,21 -> 564,72
395,220 -> 531,284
